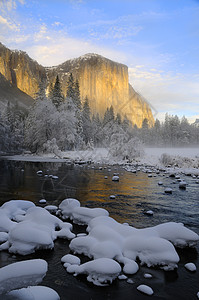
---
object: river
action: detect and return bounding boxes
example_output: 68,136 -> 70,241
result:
0,159 -> 199,300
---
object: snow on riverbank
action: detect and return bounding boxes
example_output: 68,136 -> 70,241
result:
3,147 -> 199,171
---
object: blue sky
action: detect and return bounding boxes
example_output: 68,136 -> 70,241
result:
0,0 -> 199,122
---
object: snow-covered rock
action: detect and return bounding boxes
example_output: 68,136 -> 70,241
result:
7,286 -> 60,300
59,198 -> 109,225
184,262 -> 196,272
2,206 -> 75,255
39,199 -> 46,204
44,205 -> 58,213
164,188 -> 172,194
144,210 -> 154,216
61,254 -> 81,266
0,259 -> 47,294
59,198 -> 80,219
66,258 -> 121,286
179,181 -> 187,189
112,175 -> 119,181
137,284 -> 154,295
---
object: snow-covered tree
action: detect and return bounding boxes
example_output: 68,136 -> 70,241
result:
25,98 -> 57,153
52,75 -> 64,108
73,79 -> 81,109
82,96 -> 92,144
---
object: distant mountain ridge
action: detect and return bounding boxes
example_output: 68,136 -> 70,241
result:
0,43 -> 154,127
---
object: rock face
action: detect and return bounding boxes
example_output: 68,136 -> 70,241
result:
47,54 -> 154,127
0,43 -> 46,98
0,72 -> 33,111
0,43 -> 154,127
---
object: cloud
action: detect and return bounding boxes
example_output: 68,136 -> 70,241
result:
0,15 -> 19,31
129,66 -> 199,121
24,31 -> 127,66
0,0 -> 24,12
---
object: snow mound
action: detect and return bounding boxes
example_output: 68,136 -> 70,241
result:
59,198 -> 109,225
0,202 -> 75,255
0,200 -> 35,232
137,284 -> 154,295
0,259 -> 47,294
59,198 -> 80,219
7,286 -> 60,300
184,262 -> 196,272
70,216 -> 198,271
66,258 -> 121,286
61,254 -> 81,265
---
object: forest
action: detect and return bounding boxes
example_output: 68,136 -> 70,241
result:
0,73 -> 199,157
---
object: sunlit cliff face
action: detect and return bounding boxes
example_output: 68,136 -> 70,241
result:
0,43 -> 154,127
0,43 -> 46,98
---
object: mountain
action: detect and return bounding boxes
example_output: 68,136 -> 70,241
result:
0,72 -> 33,111
0,43 -> 154,127
0,42 -> 46,98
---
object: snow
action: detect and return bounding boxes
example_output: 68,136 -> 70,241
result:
118,274 -> 127,280
66,258 -> 121,286
144,273 -> 152,278
4,147 -> 199,176
0,259 -> 47,294
137,284 -> 154,296
144,210 -> 154,216
70,216 -> 198,272
0,191 -> 198,291
61,254 -> 80,265
59,198 -> 109,225
112,175 -> 119,181
44,205 -> 58,213
39,199 -> 46,204
0,201 -> 75,255
164,188 -> 172,194
179,181 -> 187,189
184,262 -> 196,272
7,286 -> 60,300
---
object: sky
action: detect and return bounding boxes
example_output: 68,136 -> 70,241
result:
0,0 -> 199,122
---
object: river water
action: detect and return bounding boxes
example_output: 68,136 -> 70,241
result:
0,159 -> 199,300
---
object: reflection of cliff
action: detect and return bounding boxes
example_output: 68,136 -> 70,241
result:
0,43 -> 154,127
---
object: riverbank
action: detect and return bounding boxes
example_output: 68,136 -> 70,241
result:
3,147 -> 199,174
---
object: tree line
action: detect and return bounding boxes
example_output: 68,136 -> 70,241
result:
0,74 -> 199,157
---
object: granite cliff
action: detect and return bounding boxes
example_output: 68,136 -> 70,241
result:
0,43 -> 46,98
0,43 -> 154,127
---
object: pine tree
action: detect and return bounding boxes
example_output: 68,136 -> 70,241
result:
52,75 -> 63,108
82,96 -> 92,143
66,73 -> 75,100
35,79 -> 47,101
115,113 -> 122,125
74,79 -> 81,109
48,82 -> 54,101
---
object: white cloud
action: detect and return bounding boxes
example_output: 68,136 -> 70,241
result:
24,32 -> 127,66
0,15 -> 19,31
0,0 -> 24,11
129,66 -> 199,121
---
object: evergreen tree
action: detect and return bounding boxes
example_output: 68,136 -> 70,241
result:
115,113 -> 122,125
82,96 -> 92,143
48,82 -> 54,101
66,73 -> 75,100
35,80 -> 47,101
52,75 -> 63,108
73,79 -> 81,109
